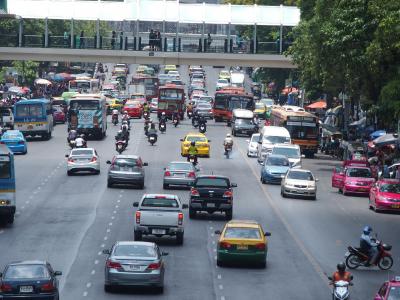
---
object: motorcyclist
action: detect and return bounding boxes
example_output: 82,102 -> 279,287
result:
331,262 -> 352,283
115,130 -> 125,141
122,110 -> 130,126
147,123 -> 158,140
143,102 -> 150,113
192,110 -> 199,127
67,129 -> 78,142
198,115 -> 207,126
159,112 -> 167,124
121,121 -> 130,141
187,141 -> 198,164
360,225 -> 379,265
186,102 -> 193,116
223,133 -> 234,149
112,109 -> 119,122
75,134 -> 86,148
172,111 -> 180,122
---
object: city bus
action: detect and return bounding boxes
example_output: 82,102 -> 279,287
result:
157,84 -> 185,119
13,98 -> 54,140
270,105 -> 319,158
0,144 -> 16,225
68,94 -> 107,140
68,77 -> 100,94
213,87 -> 254,122
131,75 -> 159,101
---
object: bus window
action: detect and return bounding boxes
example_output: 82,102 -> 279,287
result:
15,104 -> 42,117
30,104 -> 43,117
159,89 -> 183,100
287,124 -> 318,139
70,100 -> 100,110
214,95 -> 227,109
16,105 -> 29,117
0,160 -> 11,179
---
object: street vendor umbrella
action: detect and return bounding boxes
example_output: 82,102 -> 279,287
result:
35,78 -> 51,85
370,130 -> 386,140
373,133 -> 399,147
55,73 -> 73,81
305,101 -> 326,109
8,86 -> 22,94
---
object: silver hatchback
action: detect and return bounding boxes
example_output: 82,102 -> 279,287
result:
103,241 -> 168,293
163,161 -> 197,189
66,148 -> 100,175
107,155 -> 148,189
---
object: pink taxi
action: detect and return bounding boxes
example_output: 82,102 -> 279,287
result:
374,276 -> 400,300
332,165 -> 375,195
369,179 -> 400,212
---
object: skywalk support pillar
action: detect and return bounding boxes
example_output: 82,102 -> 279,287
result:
18,18 -> 23,47
70,19 -> 74,48
279,24 -> 283,54
253,23 -> 257,54
96,19 -> 100,49
227,22 -> 231,53
44,18 -> 48,47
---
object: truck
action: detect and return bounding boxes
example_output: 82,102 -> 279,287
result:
128,83 -> 145,97
133,194 -> 188,245
230,72 -> 245,88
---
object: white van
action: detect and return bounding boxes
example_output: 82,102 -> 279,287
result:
257,126 -> 291,163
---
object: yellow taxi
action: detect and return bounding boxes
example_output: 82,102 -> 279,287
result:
180,133 -> 210,157
136,65 -> 148,74
215,220 -> 271,268
109,98 -> 124,111
219,70 -> 230,80
254,102 -> 266,119
164,65 -> 177,74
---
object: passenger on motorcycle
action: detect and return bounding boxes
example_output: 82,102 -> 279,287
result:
75,134 -> 86,148
68,129 -> 78,142
331,262 -> 352,283
192,111 -> 199,126
121,122 -> 130,140
143,102 -> 150,113
187,141 -> 198,164
122,111 -> 130,125
148,123 -> 158,136
360,225 -> 379,265
159,112 -> 167,124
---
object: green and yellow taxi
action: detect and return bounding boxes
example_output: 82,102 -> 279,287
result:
180,133 -> 210,157
164,65 -> 177,74
108,98 -> 124,111
219,70 -> 230,80
216,220 -> 271,268
254,102 -> 266,119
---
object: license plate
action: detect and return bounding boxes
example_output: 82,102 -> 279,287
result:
357,188 -> 366,192
392,204 -> 400,209
237,245 -> 248,250
27,125 -> 33,129
173,174 -> 184,178
128,264 -> 140,271
152,229 -> 166,235
207,203 -> 215,208
20,286 -> 33,293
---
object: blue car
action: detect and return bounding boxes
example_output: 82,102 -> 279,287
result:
260,154 -> 290,184
0,130 -> 27,154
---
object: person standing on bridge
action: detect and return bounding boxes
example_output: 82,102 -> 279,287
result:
80,31 -> 85,49
207,33 -> 212,51
111,31 -> 116,49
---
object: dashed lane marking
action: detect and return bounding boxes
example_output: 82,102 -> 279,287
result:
94,260 -> 99,265
98,251 -> 102,256
101,244 -> 105,248
217,274 -> 222,279
91,270 -> 95,275
104,236 -> 108,241
219,285 -> 223,290
83,291 -> 88,297
106,228 -> 111,233
86,283 -> 91,288
0,230 -> 4,234
109,222 -> 113,226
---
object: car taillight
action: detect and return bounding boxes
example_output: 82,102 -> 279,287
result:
219,241 -> 232,249
164,171 -> 171,176
188,171 -> 195,178
223,190 -> 233,198
178,212 -> 183,225
0,141 -> 4,144
106,260 -> 122,269
90,157 -> 97,162
68,158 -> 75,163
18,141 -> 25,144
191,188 -> 199,196
0,283 -> 12,292
41,282 -> 54,292
147,262 -> 161,270
255,243 -> 265,250
135,211 -> 141,224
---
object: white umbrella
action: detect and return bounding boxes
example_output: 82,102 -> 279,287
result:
35,78 -> 51,85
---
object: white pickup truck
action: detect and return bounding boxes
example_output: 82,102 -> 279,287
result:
133,194 -> 188,245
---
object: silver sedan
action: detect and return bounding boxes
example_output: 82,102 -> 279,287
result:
103,241 -> 168,293
106,155 -> 148,189
281,168 -> 318,200
66,148 -> 100,175
163,161 -> 197,189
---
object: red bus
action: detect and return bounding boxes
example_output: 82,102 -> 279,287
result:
131,75 -> 159,101
213,87 -> 254,122
157,84 -> 185,119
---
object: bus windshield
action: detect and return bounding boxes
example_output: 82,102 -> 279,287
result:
287,124 -> 318,139
70,81 -> 91,90
69,100 -> 100,110
15,104 -> 43,118
229,96 -> 254,110
159,89 -> 183,101
0,159 -> 11,179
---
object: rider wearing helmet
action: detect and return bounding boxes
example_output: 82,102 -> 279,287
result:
115,129 -> 124,141
75,134 -> 86,148
223,133 -> 234,147
187,141 -> 198,164
159,111 -> 167,123
67,129 -> 77,142
331,262 -> 352,283
360,225 -> 378,265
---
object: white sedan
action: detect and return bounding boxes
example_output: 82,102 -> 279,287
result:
281,169 -> 318,200
247,133 -> 260,157
66,148 -> 100,175
216,78 -> 229,90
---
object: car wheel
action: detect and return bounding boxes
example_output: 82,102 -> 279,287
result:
95,170 -> 100,175
338,188 -> 343,194
156,286 -> 164,294
176,232 -> 184,245
260,177 -> 265,184
107,180 -> 113,188
343,188 -> 348,196
189,207 -> 196,219
247,151 -> 250,157
281,190 -> 287,198
259,260 -> 266,269
216,259 -> 224,267
311,195 -> 316,200
7,214 -> 14,224
67,170 -> 72,176
134,231 -> 142,241
163,183 -> 169,189
225,209 -> 233,220
104,284 -> 113,293
139,181 -> 145,189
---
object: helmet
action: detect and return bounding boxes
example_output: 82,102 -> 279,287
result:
191,141 -> 196,146
118,130 -> 122,134
123,111 -> 128,114
363,226 -> 372,235
80,134 -> 85,138
337,262 -> 346,273
226,133 -> 231,138
162,112 -> 166,116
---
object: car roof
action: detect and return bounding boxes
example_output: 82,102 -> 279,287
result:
168,161 -> 192,165
8,260 -> 47,266
273,143 -> 299,149
377,179 -> 400,184
267,154 -> 289,160
71,148 -> 94,153
114,154 -> 140,159
288,168 -> 312,173
115,241 -> 156,247
142,194 -> 178,199
197,175 -> 229,180
185,132 -> 206,137
3,130 -> 22,135
226,220 -> 260,228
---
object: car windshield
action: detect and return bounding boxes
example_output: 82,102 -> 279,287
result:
261,99 -> 274,106
235,119 -> 253,125
113,244 -> 156,258
197,104 -> 211,109
224,227 -> 261,239
255,103 -> 265,109
114,158 -> 139,168
218,79 -> 228,84
379,183 -> 400,193
168,163 -> 193,171
287,171 -> 314,181
16,103 -> 43,117
2,132 -> 21,139
4,265 -> 49,279
72,149 -> 93,156
186,136 -> 207,143
266,157 -> 290,166
387,286 -> 400,300
142,197 -> 179,208
264,136 -> 290,144
251,135 -> 260,143
196,177 -> 229,188
70,100 -> 100,110
346,168 -> 372,178
272,147 -> 300,158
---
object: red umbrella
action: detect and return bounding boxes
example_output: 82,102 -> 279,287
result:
306,101 -> 327,109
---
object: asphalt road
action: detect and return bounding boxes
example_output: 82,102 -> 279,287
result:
0,65 -> 398,300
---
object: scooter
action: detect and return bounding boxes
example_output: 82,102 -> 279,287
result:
188,154 -> 198,166
345,239 -> 393,270
115,140 -> 127,154
187,111 -> 193,119
199,123 -> 206,134
143,111 -> 149,120
224,144 -> 232,159
159,122 -> 166,133
112,114 -> 118,125
173,118 -> 179,128
68,139 -> 76,149
327,278 -> 352,300
148,134 -> 157,146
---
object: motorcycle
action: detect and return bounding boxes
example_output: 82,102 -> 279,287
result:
327,278 -> 353,300
68,139 -> 76,149
75,140 -> 87,149
112,114 -> 118,125
148,134 -> 157,146
192,118 -> 199,128
115,140 -> 127,154
144,123 -> 149,136
187,111 -> 193,119
199,123 -> 206,134
188,154 -> 198,166
159,122 -> 166,133
173,118 -> 179,128
345,239 -> 393,270
224,144 -> 232,159
143,111 -> 149,120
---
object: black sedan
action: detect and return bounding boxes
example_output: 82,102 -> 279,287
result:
0,260 -> 62,299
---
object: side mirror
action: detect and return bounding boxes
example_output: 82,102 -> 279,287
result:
208,139 -> 211,142
328,276 -> 333,281
214,230 -> 221,235
264,232 -> 271,237
102,249 -> 111,255
54,271 -> 62,276
182,204 -> 188,209
133,202 -> 139,207
65,154 -> 69,158
106,160 -> 111,164
161,251 -> 169,256
231,183 -> 237,187
180,138 -> 183,141
143,162 -> 148,166
258,141 -> 262,144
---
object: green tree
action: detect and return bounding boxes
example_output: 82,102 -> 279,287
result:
12,61 -> 39,86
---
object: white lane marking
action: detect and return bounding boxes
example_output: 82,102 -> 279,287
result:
16,211 -> 20,215
217,274 -> 222,279
91,270 -> 95,275
211,233 -> 214,237
83,291 -> 88,297
33,191 -> 38,194
213,249 -> 216,252
119,194 -> 123,198
98,251 -> 102,256
117,199 -> 121,203
210,226 -> 213,230
104,236 -> 108,241
94,260 -> 99,265
214,256 -> 217,260
25,201 -> 29,204
219,284 -> 223,290
115,205 -> 119,209
101,243 -> 105,248
121,190 -> 124,193
21,206 -> 25,210
109,222 -> 113,226
111,216 -> 115,220
106,228 -> 111,233
86,283 -> 91,288
37,186 -> 41,190
29,195 -> 33,199
221,296 -> 226,300
0,230 -> 4,234
212,241 -> 215,245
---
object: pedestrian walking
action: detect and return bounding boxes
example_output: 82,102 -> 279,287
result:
149,29 -> 155,50
63,31 -> 69,48
79,31 -> 84,49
